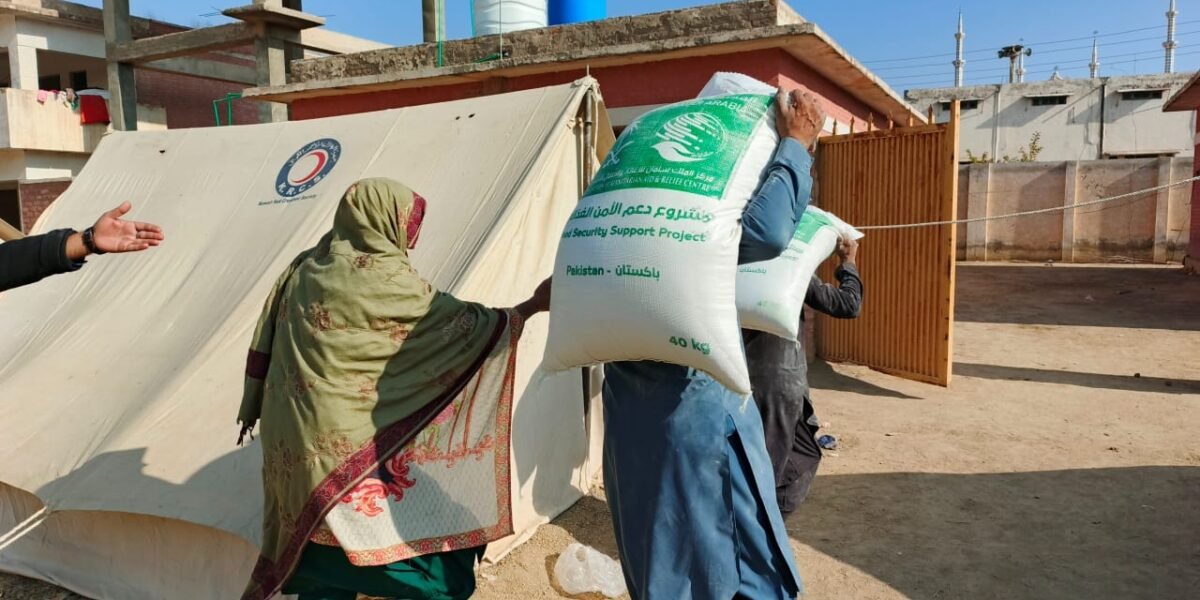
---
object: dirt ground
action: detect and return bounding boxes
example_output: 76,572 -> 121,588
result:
3,263 -> 1198,599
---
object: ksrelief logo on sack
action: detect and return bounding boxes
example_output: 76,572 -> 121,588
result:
588,94 -> 771,200
275,138 -> 342,198
652,113 -> 727,163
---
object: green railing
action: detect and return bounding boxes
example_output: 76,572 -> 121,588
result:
212,92 -> 242,126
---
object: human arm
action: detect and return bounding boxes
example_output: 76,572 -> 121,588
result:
513,277 -> 552,321
237,251 -> 311,445
737,140 -> 812,264
0,229 -> 82,291
0,202 -> 164,292
738,88 -> 826,264
804,239 -> 862,318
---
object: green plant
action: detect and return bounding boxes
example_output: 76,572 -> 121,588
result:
1017,131 -> 1044,162
965,148 -> 992,163
966,132 -> 1043,163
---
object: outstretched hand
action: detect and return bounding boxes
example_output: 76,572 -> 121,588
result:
92,202 -> 164,253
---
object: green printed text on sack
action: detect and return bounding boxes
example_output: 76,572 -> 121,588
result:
586,94 -> 772,199
564,225 -> 709,243
668,334 -> 712,356
793,210 -> 835,242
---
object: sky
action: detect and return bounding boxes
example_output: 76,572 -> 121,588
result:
75,0 -> 1200,93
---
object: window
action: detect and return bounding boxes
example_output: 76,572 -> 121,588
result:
1105,151 -> 1177,159
939,99 -> 980,111
1120,89 -> 1165,101
37,74 -> 61,90
69,70 -> 88,90
1030,95 -> 1068,107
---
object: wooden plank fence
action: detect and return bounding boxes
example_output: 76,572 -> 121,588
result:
814,103 -> 960,386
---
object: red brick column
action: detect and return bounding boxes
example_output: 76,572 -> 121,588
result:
18,178 -> 73,231
1190,119 -> 1200,268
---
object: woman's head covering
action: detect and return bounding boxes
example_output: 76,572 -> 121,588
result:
330,178 -> 426,253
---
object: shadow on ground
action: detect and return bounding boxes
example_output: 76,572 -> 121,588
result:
955,265 -> 1200,330
786,466 -> 1200,600
808,359 -> 921,400
953,362 -> 1200,395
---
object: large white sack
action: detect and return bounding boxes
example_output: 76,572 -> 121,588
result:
544,72 -> 778,394
736,206 -> 863,339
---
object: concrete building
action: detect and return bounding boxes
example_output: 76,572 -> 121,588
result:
242,0 -> 922,134
907,74 -> 1197,163
0,0 -> 387,234
912,2 -> 1194,164
0,0 -> 266,232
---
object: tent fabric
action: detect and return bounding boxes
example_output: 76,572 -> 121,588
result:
0,79 -> 612,600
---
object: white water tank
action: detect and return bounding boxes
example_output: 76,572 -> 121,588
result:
472,0 -> 548,36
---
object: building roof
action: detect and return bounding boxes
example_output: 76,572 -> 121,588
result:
910,73 -> 1195,104
0,1 -> 385,58
1164,70 -> 1200,111
0,0 -> 181,36
242,0 -> 924,125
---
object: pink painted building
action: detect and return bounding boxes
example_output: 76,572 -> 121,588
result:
245,1 -> 920,134
1164,71 -> 1200,270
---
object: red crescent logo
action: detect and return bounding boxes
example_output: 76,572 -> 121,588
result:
289,150 -> 328,185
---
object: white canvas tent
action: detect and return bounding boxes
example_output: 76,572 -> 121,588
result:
0,79 -> 612,600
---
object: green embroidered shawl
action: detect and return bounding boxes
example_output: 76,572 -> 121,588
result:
237,178 -> 502,598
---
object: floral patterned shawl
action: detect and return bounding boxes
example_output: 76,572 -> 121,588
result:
237,178 -> 516,599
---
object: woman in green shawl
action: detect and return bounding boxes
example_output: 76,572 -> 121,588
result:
237,178 -> 551,600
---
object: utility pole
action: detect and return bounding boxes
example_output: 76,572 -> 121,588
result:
998,45 -> 1031,84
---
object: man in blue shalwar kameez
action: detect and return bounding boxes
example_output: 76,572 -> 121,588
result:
602,85 -> 827,600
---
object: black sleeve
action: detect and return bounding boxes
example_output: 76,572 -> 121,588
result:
0,229 -> 83,292
804,263 -> 863,319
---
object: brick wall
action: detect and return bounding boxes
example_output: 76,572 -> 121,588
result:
133,21 -> 260,128
135,69 -> 260,129
18,179 -> 72,231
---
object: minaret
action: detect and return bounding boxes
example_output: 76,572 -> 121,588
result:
1089,37 -> 1100,79
1017,50 -> 1027,82
1165,0 -> 1179,73
953,11 -> 966,87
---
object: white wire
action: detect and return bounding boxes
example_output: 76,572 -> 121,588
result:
855,174 -> 1200,231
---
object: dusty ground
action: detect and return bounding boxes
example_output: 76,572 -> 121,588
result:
475,263 -> 1200,600
3,263 -> 1198,599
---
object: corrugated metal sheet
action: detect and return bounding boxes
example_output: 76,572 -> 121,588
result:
814,108 -> 959,386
